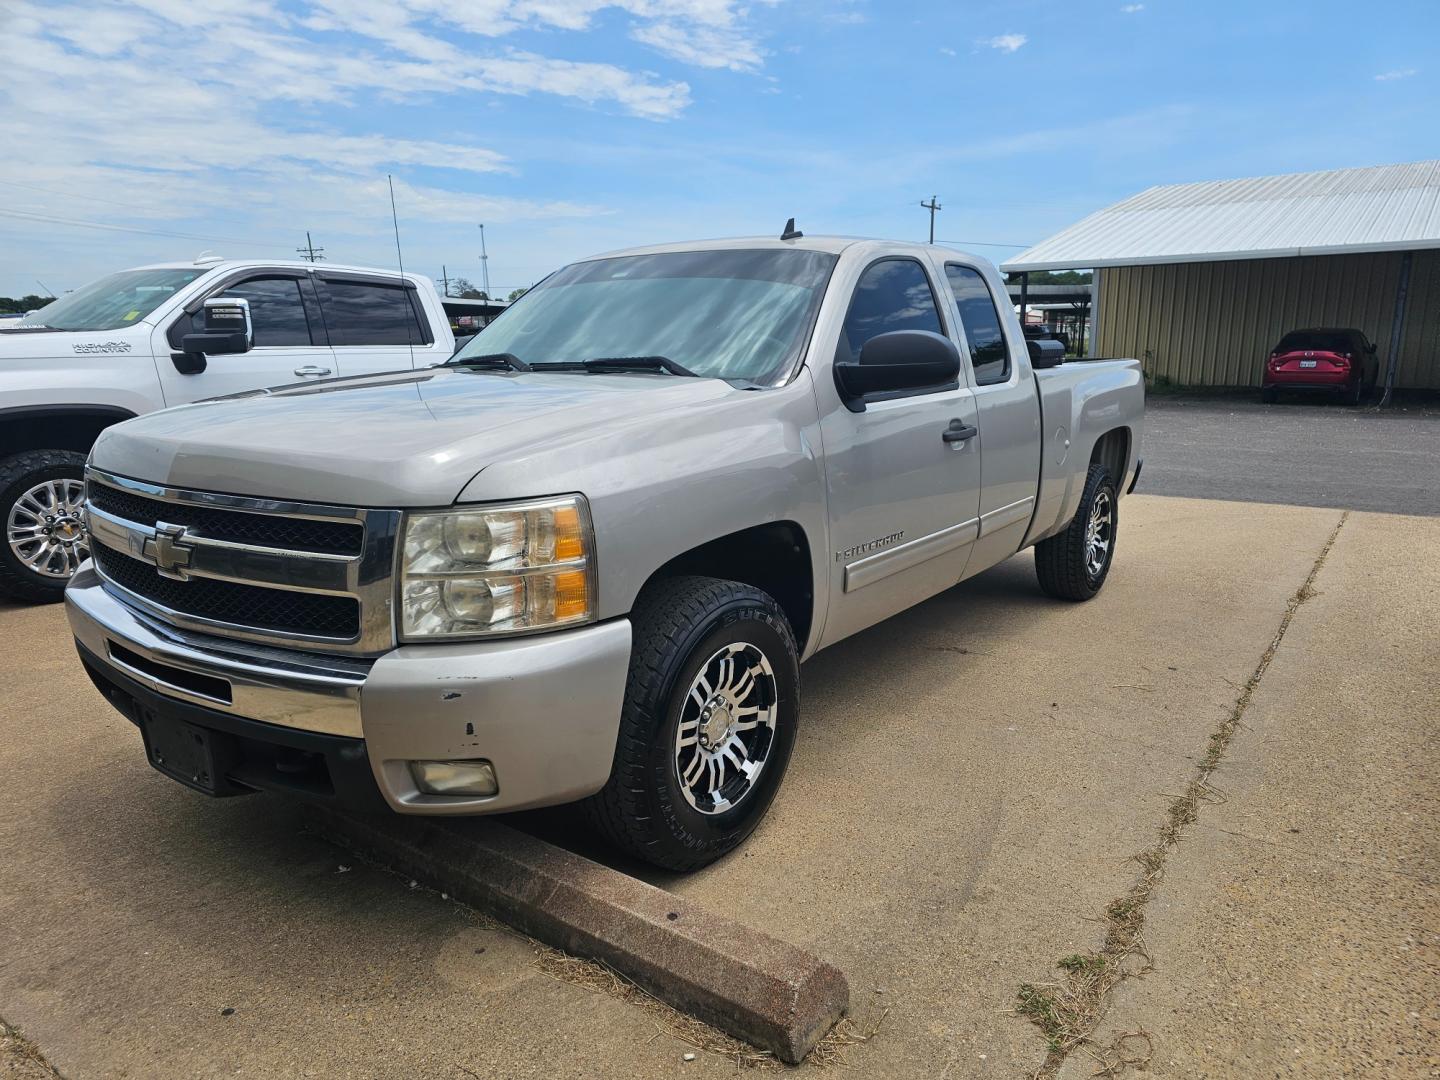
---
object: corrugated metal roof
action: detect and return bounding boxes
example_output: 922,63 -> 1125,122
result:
1002,160 -> 1440,271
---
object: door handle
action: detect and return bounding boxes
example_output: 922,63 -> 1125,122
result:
293,365 -> 332,377
943,420 -> 978,444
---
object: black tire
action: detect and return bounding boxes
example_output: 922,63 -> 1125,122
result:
1347,378 -> 1364,407
0,449 -> 90,604
1034,463 -> 1118,602
1261,386 -> 1278,403
585,575 -> 800,871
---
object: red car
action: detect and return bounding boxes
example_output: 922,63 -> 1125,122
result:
1262,327 -> 1379,405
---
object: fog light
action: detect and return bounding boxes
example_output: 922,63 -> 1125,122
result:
411,759 -> 498,797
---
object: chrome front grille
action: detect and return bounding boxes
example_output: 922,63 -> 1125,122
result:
84,469 -> 400,655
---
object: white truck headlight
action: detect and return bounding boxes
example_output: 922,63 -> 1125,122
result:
399,495 -> 595,640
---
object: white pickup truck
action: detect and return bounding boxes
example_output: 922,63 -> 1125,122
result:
1,257 -> 453,601
68,233 -> 1144,870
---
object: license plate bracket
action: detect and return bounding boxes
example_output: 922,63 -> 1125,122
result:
140,712 -> 238,795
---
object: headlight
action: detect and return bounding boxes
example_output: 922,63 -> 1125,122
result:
399,495 -> 595,640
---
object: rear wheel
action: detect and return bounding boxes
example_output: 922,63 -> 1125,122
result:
1348,377 -> 1365,406
585,575 -> 799,871
1,450 -> 90,603
1035,463 -> 1118,602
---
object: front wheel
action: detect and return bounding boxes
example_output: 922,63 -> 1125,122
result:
585,575 -> 800,871
1,450 -> 90,603
1034,463 -> 1118,602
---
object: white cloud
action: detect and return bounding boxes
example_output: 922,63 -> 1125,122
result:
1374,68 -> 1417,81
981,33 -> 1028,53
1,0 -> 786,289
1119,3 -> 1144,12
939,46 -> 957,57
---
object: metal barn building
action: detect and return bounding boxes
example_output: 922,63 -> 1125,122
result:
1003,161 -> 1440,393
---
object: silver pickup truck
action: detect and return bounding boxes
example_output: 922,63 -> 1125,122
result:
66,234 -> 1144,870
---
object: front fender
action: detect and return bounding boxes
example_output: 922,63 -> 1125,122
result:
455,374 -> 830,643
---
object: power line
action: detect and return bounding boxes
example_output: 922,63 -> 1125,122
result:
0,207 -> 268,246
935,238 -> 1035,249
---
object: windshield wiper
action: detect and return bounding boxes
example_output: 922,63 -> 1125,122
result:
444,352 -> 531,372
532,357 -> 699,377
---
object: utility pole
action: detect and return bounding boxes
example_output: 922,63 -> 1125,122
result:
295,231 -> 325,262
441,264 -> 450,298
920,196 -> 942,244
477,224 -> 491,298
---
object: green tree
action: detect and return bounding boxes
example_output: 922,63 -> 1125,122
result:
507,287 -> 529,302
1005,270 -> 1092,285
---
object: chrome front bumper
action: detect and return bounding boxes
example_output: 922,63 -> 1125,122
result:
67,566 -> 633,814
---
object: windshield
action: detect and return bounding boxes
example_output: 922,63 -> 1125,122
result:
1277,331 -> 1351,353
453,248 -> 837,384
19,268 -> 206,331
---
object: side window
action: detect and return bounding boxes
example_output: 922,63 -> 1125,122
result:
840,259 -> 944,361
321,282 -> 429,346
944,265 -> 1009,385
190,277 -> 313,347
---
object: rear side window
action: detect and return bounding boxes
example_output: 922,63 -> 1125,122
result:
322,281 -> 430,346
944,265 -> 1009,384
840,259 -> 943,361
189,277 -> 313,347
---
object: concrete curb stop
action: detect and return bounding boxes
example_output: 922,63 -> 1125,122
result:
302,806 -> 849,1064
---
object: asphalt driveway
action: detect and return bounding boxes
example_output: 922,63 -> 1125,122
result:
1140,397 -> 1440,515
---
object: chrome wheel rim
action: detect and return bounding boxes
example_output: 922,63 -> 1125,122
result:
674,641 -> 778,816
1084,489 -> 1113,579
7,478 -> 89,579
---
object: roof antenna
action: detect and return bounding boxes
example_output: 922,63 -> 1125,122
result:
388,174 -> 417,371
780,217 -> 803,241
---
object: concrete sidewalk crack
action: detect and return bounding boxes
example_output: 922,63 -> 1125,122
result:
1,1017 -> 64,1079
1013,511 -> 1349,1080
1203,823 -> 1438,885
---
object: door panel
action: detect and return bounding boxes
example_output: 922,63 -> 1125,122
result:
943,262 -> 1043,572
153,274 -> 336,405
817,257 -> 983,648
316,277 -> 431,376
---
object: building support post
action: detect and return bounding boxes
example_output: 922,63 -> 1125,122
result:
1019,272 -> 1029,328
1380,251 -> 1413,408
1088,270 -> 1101,358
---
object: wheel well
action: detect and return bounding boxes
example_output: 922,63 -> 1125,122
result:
642,522 -> 814,651
0,408 -> 134,460
1090,427 -> 1130,487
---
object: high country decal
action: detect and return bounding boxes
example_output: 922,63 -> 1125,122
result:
836,531 -> 905,562
73,341 -> 134,354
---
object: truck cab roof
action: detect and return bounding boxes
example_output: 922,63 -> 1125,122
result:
584,235 -> 982,265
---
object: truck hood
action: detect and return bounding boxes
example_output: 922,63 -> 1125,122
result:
90,367 -> 745,506
0,324 -> 150,361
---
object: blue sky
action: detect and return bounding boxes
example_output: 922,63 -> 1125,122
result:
1,0 -> 1435,297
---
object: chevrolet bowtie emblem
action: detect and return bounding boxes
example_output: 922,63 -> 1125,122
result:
144,522 -> 195,580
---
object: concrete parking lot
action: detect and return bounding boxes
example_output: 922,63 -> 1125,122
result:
1,422 -> 1436,1077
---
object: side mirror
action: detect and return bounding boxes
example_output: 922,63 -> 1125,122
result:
835,330 -> 961,411
175,297 -> 252,374
1027,338 -> 1065,369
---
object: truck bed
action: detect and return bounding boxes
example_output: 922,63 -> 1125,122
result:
1027,357 -> 1145,546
